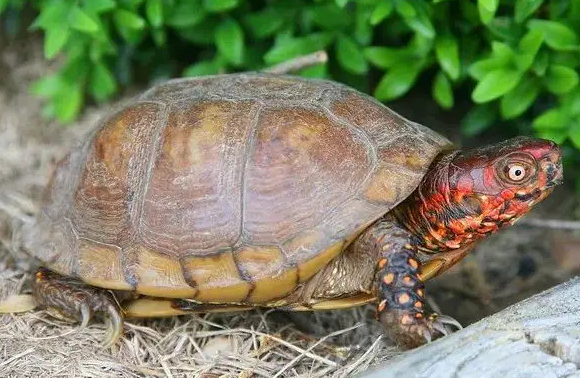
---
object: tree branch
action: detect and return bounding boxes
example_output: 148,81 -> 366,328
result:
264,51 -> 328,75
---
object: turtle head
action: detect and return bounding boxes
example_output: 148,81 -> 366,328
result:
449,136 -> 563,210
399,136 -> 563,252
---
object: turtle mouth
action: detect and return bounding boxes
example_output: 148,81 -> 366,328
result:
514,188 -> 543,202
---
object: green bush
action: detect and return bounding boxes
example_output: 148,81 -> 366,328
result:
1,0 -> 579,188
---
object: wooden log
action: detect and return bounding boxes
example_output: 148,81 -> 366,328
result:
359,277 -> 580,378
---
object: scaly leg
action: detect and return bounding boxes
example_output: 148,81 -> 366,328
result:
363,219 -> 462,348
31,267 -> 124,347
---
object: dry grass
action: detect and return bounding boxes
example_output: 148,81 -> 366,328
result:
0,35 -> 400,378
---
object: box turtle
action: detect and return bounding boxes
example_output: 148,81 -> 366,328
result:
17,73 -> 563,349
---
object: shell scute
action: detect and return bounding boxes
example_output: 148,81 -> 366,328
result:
140,99 -> 260,256
244,105 -> 373,244
72,102 -> 166,246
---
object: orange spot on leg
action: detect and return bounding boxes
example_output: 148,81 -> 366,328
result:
417,289 -> 424,297
398,293 -> 410,304
408,258 -> 419,269
378,300 -> 387,312
378,258 -> 387,269
414,301 -> 423,308
383,273 -> 395,285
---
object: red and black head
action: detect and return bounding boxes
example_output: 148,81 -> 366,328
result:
406,136 -> 563,251
449,136 -> 563,208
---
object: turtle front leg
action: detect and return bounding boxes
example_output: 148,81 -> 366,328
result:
32,267 -> 125,347
366,219 -> 462,348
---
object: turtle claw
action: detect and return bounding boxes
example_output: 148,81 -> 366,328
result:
101,303 -> 123,348
420,327 -> 432,344
430,313 -> 462,338
32,267 -> 125,348
418,313 -> 462,345
79,303 -> 91,330
437,314 -> 463,330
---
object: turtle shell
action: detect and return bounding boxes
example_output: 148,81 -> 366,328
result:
24,73 -> 452,305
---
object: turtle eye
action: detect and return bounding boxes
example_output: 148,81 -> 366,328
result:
506,164 -> 527,181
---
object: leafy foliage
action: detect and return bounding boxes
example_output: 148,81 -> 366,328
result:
1,0 -> 580,176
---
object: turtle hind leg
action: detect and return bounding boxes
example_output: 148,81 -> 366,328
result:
32,267 -> 124,347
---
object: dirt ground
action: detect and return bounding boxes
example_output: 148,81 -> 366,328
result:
1,32 -> 579,378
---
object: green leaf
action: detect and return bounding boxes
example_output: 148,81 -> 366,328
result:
479,0 -> 498,12
151,28 -> 165,46
374,62 -> 422,101
83,0 -> 116,14
517,29 -> 544,69
183,60 -> 222,76
336,35 -> 368,75
472,69 -> 522,103
364,47 -> 404,69
549,0 -> 570,18
432,71 -> 454,109
562,89 -> 580,116
408,33 -> 434,57
536,128 -> 568,143
177,18 -> 218,45
478,0 -> 497,24
491,41 -> 516,61
244,8 -> 284,38
264,33 -> 334,64
532,49 -> 549,75
395,1 -> 416,18
487,17 -> 520,43
216,18 -> 244,66
354,4 -> 373,45
167,1 -> 205,28
528,19 -> 579,51
31,1 -> 68,30
297,64 -> 328,79
0,0 -> 9,14
533,108 -> 568,130
370,1 -> 394,25
146,0 -> 163,28
30,74 -> 62,97
569,120 -> 580,149
61,57 -> 91,82
402,6 -> 435,39
90,62 -> 117,101
500,76 -> 540,119
552,51 -> 580,68
308,4 -> 352,31
203,0 -> 238,13
435,34 -> 460,80
120,0 -> 144,8
114,9 -> 145,29
461,103 -> 498,136
69,6 -> 99,33
468,57 -> 508,81
515,0 -> 543,22
335,0 -> 349,8
54,83 -> 84,123
544,65 -> 579,94
44,24 -> 69,59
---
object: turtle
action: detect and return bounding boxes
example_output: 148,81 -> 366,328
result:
16,72 -> 563,349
